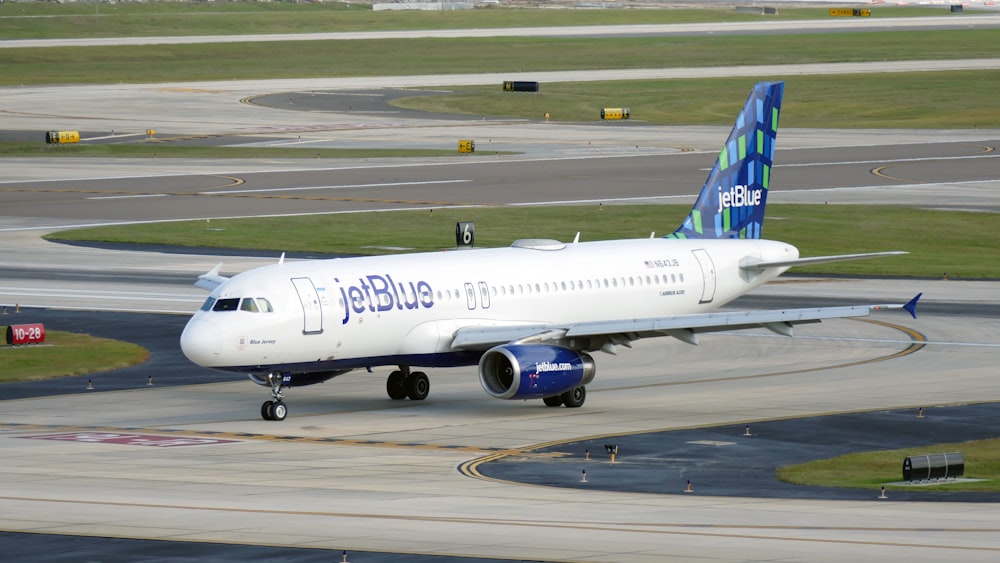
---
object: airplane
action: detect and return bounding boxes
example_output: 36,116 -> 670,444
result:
180,81 -> 919,421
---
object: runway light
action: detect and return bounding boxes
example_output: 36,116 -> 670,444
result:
605,444 -> 618,464
744,424 -> 752,437
86,380 -> 94,390
685,480 -> 693,493
581,469 -> 587,483
879,486 -> 888,499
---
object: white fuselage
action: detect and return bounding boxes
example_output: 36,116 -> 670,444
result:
180,237 -> 797,374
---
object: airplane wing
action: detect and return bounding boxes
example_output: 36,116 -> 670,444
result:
451,294 -> 921,351
194,263 -> 229,292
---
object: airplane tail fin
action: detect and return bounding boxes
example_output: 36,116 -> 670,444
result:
667,81 -> 784,240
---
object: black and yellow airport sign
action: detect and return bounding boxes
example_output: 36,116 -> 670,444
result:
503,81 -> 540,92
458,139 -> 475,153
830,8 -> 871,17
600,107 -> 630,120
45,130 -> 80,144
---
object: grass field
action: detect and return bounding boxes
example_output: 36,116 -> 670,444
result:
0,329 -> 149,382
0,4 -> 965,39
779,437 -> 1000,492
395,71 -> 1000,128
45,204 -> 1000,279
4,29 -> 998,86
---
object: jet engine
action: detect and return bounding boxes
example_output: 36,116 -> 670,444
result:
478,344 -> 596,400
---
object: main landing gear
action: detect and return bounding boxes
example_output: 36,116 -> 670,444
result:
542,386 -> 587,408
386,366 -> 430,401
261,372 -> 287,421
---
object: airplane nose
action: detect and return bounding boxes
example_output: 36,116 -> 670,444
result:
180,318 -> 223,367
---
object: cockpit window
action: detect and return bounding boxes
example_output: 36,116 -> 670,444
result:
212,298 -> 240,312
207,297 -> 273,313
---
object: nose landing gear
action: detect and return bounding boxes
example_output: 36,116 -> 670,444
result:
261,372 -> 287,421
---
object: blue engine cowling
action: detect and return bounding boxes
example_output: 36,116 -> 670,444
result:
478,345 -> 596,400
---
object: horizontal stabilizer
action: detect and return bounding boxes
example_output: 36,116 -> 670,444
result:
742,251 -> 907,271
194,263 -> 229,292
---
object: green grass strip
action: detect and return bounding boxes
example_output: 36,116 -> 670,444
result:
45,204 -> 1000,279
778,438 -> 1000,492
2,29 -> 998,86
0,329 -> 149,382
394,71 -> 1000,128
0,5 -> 964,39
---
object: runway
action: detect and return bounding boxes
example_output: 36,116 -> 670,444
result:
2,18 -> 1000,563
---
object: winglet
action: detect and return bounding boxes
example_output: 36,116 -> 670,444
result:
903,292 -> 921,319
194,262 -> 229,292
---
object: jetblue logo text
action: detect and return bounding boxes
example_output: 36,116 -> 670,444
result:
716,185 -> 762,213
535,361 -> 572,373
338,275 -> 434,324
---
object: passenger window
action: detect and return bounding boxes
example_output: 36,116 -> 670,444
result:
213,298 -> 240,312
200,297 -> 216,312
240,298 -> 259,313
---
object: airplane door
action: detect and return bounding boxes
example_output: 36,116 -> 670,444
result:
465,282 -> 477,310
691,249 -> 717,304
291,277 -> 324,334
478,281 -> 491,309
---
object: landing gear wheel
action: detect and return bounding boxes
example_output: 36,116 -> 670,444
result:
387,370 -> 407,400
261,400 -> 275,421
271,401 -> 287,421
406,371 -> 430,401
561,386 -> 586,408
543,396 -> 564,407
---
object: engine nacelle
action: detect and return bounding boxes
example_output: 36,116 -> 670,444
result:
249,370 -> 350,388
478,345 -> 596,400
